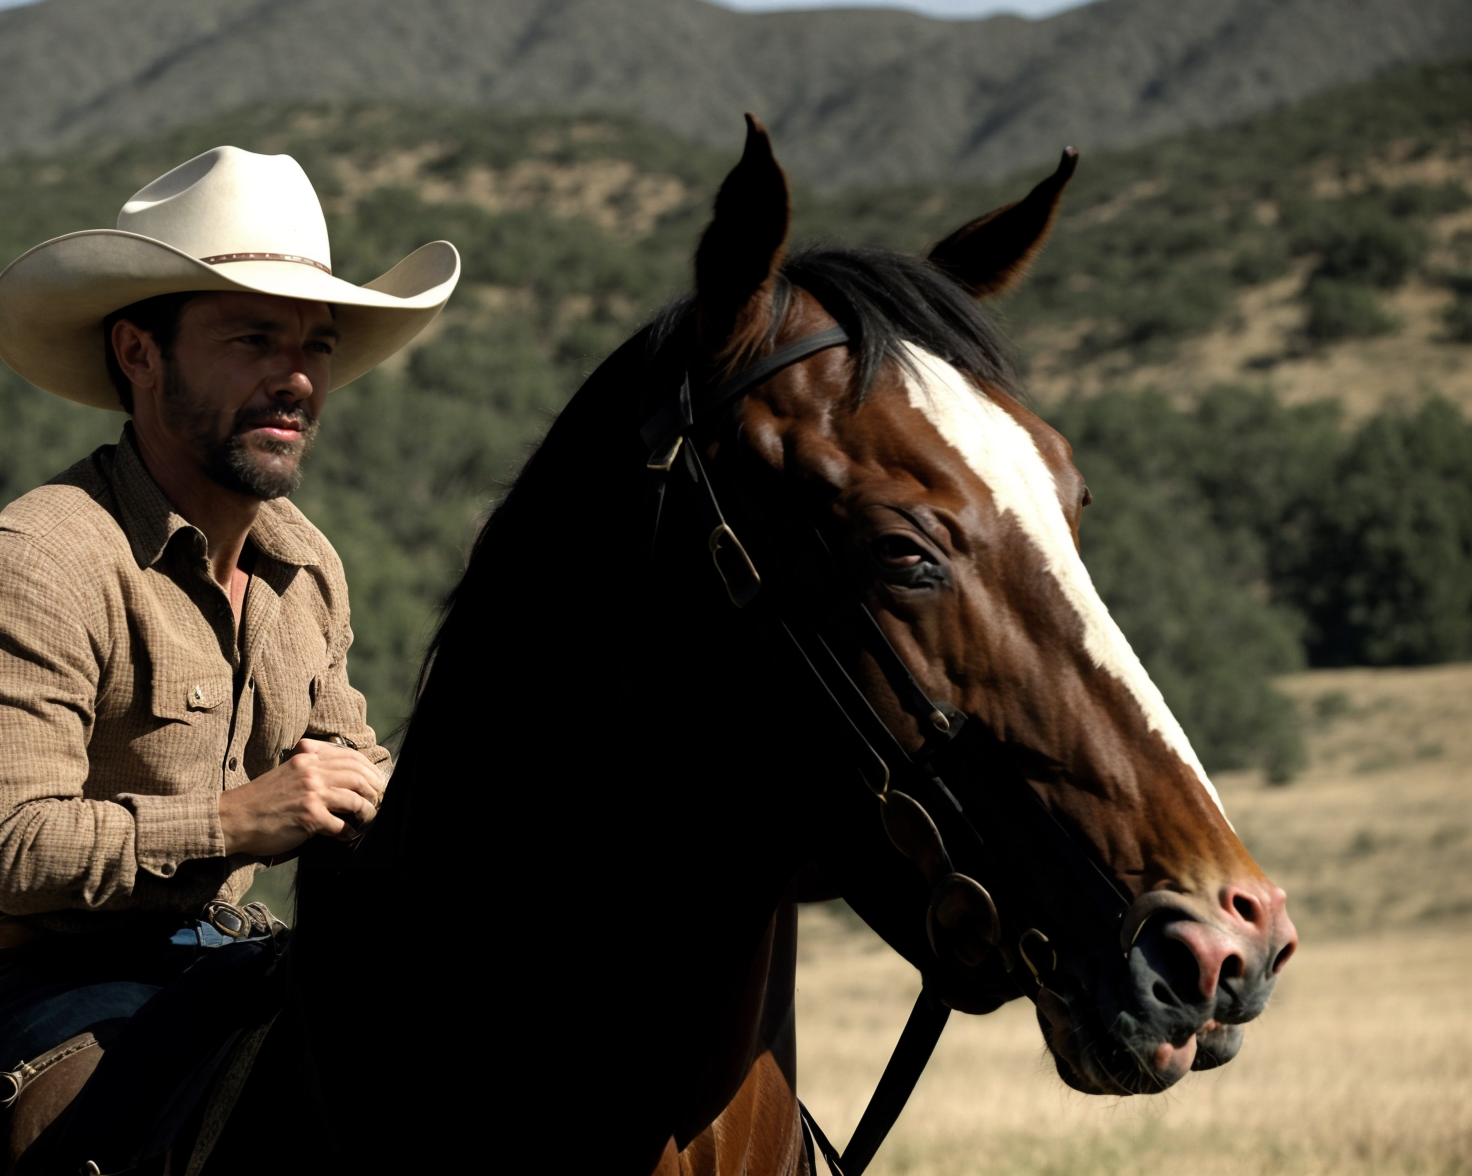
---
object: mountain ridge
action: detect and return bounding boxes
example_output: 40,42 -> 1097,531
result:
2,0 -> 1471,188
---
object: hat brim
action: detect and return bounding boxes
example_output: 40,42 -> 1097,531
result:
0,230 -> 461,409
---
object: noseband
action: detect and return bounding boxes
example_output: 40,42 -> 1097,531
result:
639,322 -> 1131,1175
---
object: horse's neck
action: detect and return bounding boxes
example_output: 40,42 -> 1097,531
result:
672,900 -> 806,1176
288,348 -> 811,1171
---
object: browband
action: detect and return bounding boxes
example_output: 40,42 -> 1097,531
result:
640,326 -> 851,457
701,325 -> 850,419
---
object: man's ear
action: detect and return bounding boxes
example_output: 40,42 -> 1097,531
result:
927,147 -> 1078,299
110,319 -> 163,400
693,113 -> 791,365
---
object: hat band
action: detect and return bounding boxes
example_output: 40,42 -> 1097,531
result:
198,251 -> 332,275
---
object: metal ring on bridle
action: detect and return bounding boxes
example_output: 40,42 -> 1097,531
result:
1018,927 -> 1057,981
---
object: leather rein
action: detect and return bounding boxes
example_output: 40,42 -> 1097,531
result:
639,321 -> 1132,1176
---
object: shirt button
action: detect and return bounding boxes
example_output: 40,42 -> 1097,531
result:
228,756 -> 239,771
159,864 -> 175,877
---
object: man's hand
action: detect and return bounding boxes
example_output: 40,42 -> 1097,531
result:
218,737 -> 382,858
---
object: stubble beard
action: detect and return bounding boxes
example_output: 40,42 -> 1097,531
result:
163,363 -> 320,501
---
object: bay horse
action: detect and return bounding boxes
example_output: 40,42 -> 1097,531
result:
36,117 -> 1298,1174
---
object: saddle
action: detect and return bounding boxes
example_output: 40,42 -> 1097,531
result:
0,902 -> 287,1176
3,1032 -> 106,1175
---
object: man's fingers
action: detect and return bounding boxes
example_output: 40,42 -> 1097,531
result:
311,786 -> 373,841
320,785 -> 374,821
316,812 -> 354,842
292,741 -> 382,802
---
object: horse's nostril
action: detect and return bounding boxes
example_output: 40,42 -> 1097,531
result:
1231,894 -> 1257,922
1221,954 -> 1244,981
1152,980 -> 1173,1005
1272,942 -> 1296,973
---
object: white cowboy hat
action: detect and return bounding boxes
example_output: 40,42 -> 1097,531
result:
0,145 -> 460,410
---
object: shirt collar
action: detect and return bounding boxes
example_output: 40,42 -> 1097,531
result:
111,424 -> 319,570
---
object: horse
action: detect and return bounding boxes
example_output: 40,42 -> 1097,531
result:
17,116 -> 1299,1175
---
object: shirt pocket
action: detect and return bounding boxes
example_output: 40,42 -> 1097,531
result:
150,669 -> 232,725
127,661 -> 232,793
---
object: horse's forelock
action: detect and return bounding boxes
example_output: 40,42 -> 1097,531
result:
780,247 -> 1020,403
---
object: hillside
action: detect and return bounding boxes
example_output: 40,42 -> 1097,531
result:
1,61 -> 1470,773
2,0 -> 1472,188
813,56 -> 1472,414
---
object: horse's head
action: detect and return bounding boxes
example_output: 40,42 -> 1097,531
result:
688,117 -> 1298,1096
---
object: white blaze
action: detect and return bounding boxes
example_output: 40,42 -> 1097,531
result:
898,343 -> 1225,815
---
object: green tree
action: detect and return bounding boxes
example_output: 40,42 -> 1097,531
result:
1279,398 -> 1472,665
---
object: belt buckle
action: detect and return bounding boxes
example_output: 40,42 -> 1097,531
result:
242,901 -> 289,937
201,900 -> 250,939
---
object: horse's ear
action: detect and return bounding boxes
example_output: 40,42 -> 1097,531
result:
927,147 -> 1078,299
694,113 -> 791,362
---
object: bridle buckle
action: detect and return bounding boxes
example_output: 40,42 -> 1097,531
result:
708,523 -> 761,608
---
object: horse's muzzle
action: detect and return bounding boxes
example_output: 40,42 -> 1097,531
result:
1037,882 -> 1298,1094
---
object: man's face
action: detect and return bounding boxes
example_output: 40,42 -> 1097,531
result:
152,292 -> 336,500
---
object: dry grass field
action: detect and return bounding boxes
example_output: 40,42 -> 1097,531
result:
795,663 -> 1472,1176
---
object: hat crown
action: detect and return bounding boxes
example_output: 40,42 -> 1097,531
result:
117,146 -> 332,271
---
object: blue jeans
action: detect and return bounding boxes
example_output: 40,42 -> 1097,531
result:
0,919 -> 257,1068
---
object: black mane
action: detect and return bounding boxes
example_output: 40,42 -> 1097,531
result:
646,246 -> 1018,402
781,247 -> 1018,397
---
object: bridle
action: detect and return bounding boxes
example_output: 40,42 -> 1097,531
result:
639,313 -> 1133,1175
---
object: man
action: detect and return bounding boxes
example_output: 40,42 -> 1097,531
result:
0,145 -> 458,1163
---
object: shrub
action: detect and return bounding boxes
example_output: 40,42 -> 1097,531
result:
1289,195 -> 1424,288
1302,276 -> 1396,341
1387,183 -> 1471,218
1231,246 -> 1292,287
1443,289 -> 1472,343
1277,398 -> 1472,666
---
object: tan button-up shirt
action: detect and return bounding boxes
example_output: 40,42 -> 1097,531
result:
0,426 -> 389,935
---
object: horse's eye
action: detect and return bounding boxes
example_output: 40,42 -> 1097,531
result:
868,531 -> 948,589
1082,486 -> 1093,508
873,535 -> 928,570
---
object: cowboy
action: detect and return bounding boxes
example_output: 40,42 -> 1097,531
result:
0,146 -> 458,1164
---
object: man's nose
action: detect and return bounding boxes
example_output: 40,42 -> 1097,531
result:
269,366 -> 315,403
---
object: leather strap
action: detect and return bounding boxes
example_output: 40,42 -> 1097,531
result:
639,326 -> 850,457
841,992 -> 951,1175
799,1098 -> 845,1176
699,326 -> 851,422
797,992 -> 951,1176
